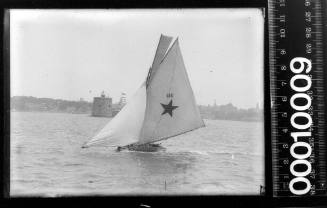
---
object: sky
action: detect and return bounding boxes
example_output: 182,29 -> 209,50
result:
10,9 -> 264,109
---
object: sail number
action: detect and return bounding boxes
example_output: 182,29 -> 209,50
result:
288,57 -> 313,195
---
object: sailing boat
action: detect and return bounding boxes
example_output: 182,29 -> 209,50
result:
82,34 -> 205,152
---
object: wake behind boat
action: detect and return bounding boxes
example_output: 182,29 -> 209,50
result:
82,34 -> 205,152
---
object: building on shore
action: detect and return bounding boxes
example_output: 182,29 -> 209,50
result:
91,91 -> 127,117
91,91 -> 113,117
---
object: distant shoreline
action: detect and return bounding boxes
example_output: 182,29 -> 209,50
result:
11,109 -> 90,115
10,96 -> 263,122
10,110 -> 263,123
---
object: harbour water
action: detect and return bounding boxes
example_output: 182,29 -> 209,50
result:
10,112 -> 264,196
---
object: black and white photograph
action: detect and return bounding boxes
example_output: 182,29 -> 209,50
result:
10,9 -> 265,196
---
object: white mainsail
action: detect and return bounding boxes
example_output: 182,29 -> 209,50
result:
83,35 -> 204,148
139,38 -> 205,144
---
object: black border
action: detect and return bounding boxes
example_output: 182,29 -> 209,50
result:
0,0 -> 324,207
0,0 -> 267,207
2,6 -> 10,201
1,0 -> 265,9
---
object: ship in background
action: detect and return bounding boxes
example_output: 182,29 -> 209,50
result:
91,91 -> 126,117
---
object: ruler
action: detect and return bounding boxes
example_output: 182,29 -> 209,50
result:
269,0 -> 327,197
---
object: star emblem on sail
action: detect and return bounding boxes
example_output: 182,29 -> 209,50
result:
82,34 -> 205,148
161,100 -> 178,117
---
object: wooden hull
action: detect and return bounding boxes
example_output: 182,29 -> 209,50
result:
117,143 -> 164,152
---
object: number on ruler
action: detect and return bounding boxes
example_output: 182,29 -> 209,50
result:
305,0 -> 311,6
280,28 -> 286,38
279,0 -> 286,7
280,49 -> 286,55
305,12 -> 312,22
306,27 -> 312,39
306,43 -> 312,54
280,15 -> 286,22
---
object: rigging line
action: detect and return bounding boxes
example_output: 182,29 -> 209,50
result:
141,125 -> 205,145
159,38 -> 179,66
166,108 -> 199,126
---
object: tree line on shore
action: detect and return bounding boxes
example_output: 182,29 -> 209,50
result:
11,96 -> 92,114
199,103 -> 263,122
10,96 -> 263,121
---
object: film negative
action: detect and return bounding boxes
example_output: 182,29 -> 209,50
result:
268,0 -> 327,197
1,0 -> 327,206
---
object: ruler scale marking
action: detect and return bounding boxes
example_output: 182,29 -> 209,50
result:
268,0 -> 326,197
